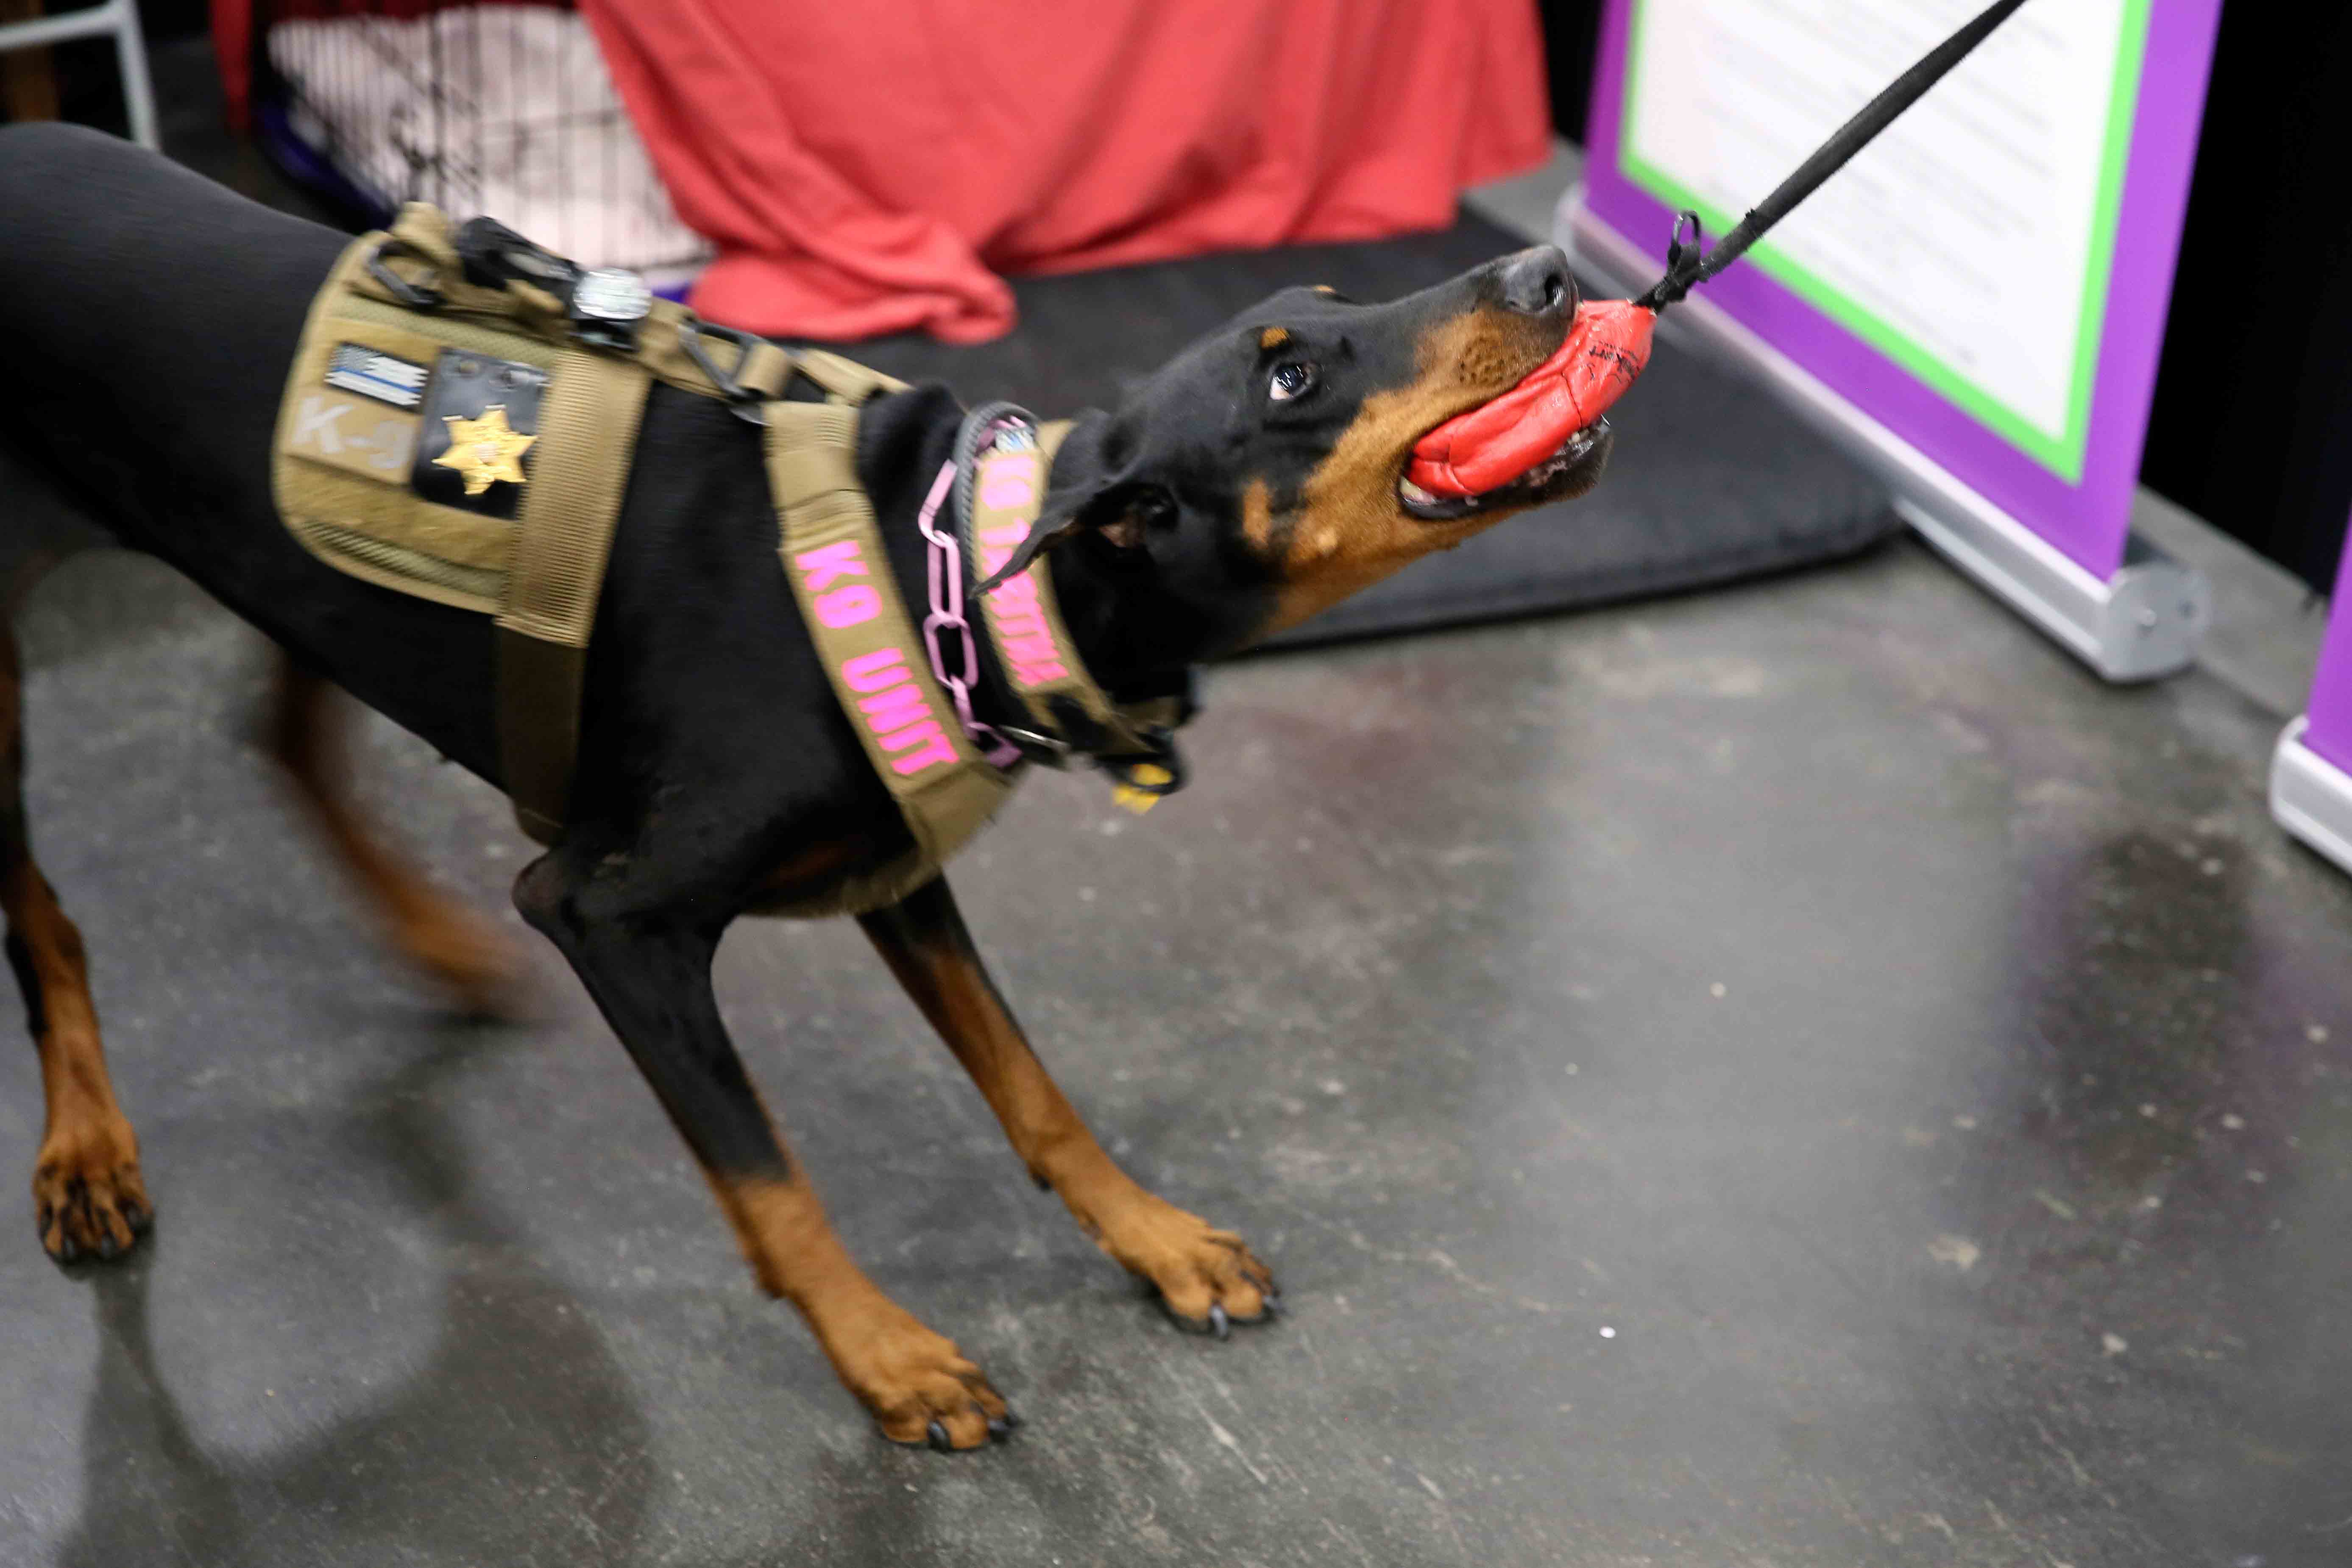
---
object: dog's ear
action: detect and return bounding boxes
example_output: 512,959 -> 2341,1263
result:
977,451 -> 1166,593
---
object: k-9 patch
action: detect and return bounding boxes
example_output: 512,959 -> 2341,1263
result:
283,388 -> 421,485
410,349 -> 548,519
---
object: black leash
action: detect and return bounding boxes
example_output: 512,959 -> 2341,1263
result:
1635,0 -> 2033,313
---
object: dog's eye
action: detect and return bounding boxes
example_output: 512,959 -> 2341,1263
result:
1268,362 -> 1318,403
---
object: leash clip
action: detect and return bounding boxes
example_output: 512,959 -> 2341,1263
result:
677,319 -> 771,426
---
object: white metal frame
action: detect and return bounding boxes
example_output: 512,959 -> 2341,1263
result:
0,0 -> 157,151
2271,719 -> 2352,877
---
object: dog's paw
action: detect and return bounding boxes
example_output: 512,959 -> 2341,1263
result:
1088,1194 -> 1278,1337
819,1300 -> 1016,1451
33,1113 -> 151,1265
393,902 -> 529,1019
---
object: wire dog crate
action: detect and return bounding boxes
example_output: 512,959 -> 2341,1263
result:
251,0 -> 708,284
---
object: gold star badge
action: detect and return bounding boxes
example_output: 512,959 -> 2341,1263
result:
433,404 -> 535,496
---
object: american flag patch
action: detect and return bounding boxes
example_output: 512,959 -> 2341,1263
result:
324,344 -> 429,409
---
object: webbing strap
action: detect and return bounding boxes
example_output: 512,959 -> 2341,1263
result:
294,203 -> 980,868
357,203 -> 799,407
496,346 -> 651,841
730,340 -> 795,400
792,349 -> 907,405
973,420 -> 1160,756
765,402 -> 1010,894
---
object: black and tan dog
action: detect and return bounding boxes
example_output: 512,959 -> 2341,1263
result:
0,125 -> 1611,1448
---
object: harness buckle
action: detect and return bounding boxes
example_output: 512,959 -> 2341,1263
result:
365,237 -> 444,310
569,268 -> 654,354
677,319 -> 771,426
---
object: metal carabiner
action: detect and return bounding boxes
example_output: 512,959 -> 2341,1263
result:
366,238 -> 444,310
676,318 -> 770,426
995,725 -> 1073,769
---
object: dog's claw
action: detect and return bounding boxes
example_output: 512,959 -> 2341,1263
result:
927,1420 -> 951,1452
1209,1304 -> 1230,1340
1000,1406 -> 1023,1429
987,1415 -> 1012,1440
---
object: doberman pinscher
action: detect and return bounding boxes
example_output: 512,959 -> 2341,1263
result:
0,124 -> 1611,1448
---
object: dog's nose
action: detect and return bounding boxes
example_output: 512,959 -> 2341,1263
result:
1497,247 -> 1575,317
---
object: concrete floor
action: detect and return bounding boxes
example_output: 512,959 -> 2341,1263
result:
4,527 -> 2350,1567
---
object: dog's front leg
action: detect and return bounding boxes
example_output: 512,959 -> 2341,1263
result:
515,852 -> 1013,1448
858,876 -> 1277,1336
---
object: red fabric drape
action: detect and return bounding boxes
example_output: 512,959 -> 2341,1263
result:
580,0 -> 1550,342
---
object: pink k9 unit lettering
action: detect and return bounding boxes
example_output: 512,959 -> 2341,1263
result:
791,540 -> 959,778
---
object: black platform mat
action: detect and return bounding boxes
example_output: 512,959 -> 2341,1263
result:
842,214 -> 1899,648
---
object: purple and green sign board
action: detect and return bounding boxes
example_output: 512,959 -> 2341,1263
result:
1572,0 -> 2352,872
2304,546 -> 2352,778
1572,0 -> 2222,608
2271,519 -> 2352,876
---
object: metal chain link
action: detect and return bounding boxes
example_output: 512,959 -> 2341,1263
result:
914,444 -> 1021,769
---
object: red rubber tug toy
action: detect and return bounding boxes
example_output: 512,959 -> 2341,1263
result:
1403,0 -> 2029,504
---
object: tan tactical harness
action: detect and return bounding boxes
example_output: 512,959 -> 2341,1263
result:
272,204 -> 1104,913
273,206 -> 1176,913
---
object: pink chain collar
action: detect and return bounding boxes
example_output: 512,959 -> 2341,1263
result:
914,448 -> 1022,769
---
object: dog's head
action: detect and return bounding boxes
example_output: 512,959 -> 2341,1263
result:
1003,245 -> 1613,663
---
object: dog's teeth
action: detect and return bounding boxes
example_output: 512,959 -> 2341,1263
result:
1398,477 -> 1437,506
